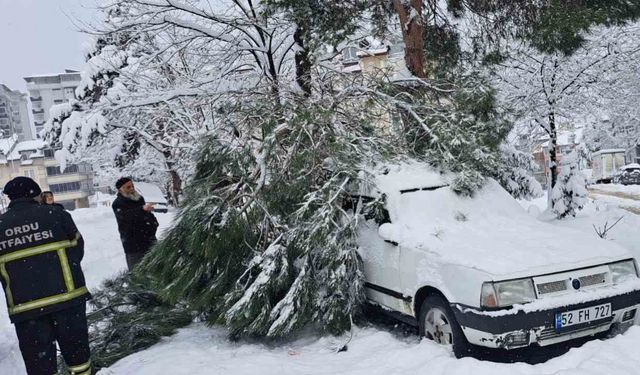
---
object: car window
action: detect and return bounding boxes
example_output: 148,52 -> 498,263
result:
344,194 -> 391,225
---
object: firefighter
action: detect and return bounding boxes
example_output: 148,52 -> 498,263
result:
0,177 -> 92,375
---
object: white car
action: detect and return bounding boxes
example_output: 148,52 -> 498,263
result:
352,162 -> 640,357
135,182 -> 169,213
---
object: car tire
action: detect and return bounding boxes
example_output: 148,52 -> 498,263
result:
418,295 -> 471,358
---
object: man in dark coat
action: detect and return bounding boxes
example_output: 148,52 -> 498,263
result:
0,177 -> 92,375
112,177 -> 159,271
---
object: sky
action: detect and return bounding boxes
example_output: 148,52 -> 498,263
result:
0,0 -> 99,93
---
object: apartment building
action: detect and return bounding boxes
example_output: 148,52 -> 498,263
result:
0,129 -> 93,211
24,70 -> 81,137
0,84 -> 33,140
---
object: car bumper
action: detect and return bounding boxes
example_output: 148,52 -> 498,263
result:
451,289 -> 640,349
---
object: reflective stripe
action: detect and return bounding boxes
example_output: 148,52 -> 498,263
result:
0,236 -> 80,310
9,286 -> 88,315
57,248 -> 75,291
0,239 -> 77,264
0,263 -> 13,307
68,360 -> 91,373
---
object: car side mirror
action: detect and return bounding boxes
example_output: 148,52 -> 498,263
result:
378,223 -> 401,246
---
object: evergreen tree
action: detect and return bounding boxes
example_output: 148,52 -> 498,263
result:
57,273 -> 192,374
551,151 -> 588,219
496,144 -> 543,199
139,86 -> 393,338
378,72 -> 513,195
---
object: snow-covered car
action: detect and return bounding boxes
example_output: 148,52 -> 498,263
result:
135,182 -> 169,213
352,162 -> 640,357
619,163 -> 640,185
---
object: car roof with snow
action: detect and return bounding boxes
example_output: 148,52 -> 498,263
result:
621,163 -> 640,170
135,182 -> 167,204
363,161 -> 631,279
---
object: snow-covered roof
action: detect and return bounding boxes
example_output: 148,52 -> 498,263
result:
593,148 -> 626,155
24,70 -> 80,79
135,182 -> 167,204
0,136 -> 18,155
5,139 -> 46,161
356,47 -> 389,57
541,130 -> 579,148
621,163 -> 640,170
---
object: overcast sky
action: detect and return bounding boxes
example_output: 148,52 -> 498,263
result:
0,0 -> 99,92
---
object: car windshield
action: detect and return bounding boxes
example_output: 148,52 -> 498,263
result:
391,182 -> 525,226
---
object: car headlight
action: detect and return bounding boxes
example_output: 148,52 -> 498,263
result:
609,260 -> 639,284
481,278 -> 536,308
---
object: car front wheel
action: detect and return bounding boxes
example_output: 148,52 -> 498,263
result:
418,295 -> 471,358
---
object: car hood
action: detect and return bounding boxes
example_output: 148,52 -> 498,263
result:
386,180 -> 632,279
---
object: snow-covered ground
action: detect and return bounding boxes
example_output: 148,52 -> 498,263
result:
98,324 -> 640,375
590,183 -> 640,197
0,207 -> 174,375
520,191 -> 640,259
2,195 -> 640,375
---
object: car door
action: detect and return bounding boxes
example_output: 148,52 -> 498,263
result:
351,196 -> 403,310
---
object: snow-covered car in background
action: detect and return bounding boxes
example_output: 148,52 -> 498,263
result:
618,163 -> 640,185
135,182 -> 169,213
352,162 -> 640,357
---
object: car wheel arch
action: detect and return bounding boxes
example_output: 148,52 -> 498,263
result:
413,285 -> 449,318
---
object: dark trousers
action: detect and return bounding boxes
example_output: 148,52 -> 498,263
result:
14,303 -> 91,375
123,237 -> 155,271
125,251 -> 148,271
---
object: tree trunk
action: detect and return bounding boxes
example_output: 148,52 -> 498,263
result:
392,0 -> 426,78
293,26 -> 312,97
548,111 -> 558,188
163,151 -> 182,205
169,170 -> 182,205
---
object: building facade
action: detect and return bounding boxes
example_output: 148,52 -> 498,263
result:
24,70 -> 81,137
626,145 -> 640,165
0,128 -> 93,211
0,84 -> 32,140
532,132 -> 579,188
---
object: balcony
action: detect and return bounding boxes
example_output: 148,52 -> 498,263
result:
30,96 -> 42,102
32,108 -> 44,114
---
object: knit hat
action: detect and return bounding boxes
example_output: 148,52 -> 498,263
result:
115,177 -> 132,190
3,177 -> 42,200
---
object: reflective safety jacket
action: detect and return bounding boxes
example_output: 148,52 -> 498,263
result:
0,198 -> 90,323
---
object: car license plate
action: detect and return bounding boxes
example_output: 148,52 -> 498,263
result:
555,303 -> 611,330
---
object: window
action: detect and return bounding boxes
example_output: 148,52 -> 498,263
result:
44,149 -> 55,158
343,47 -> 358,61
64,87 -> 76,99
344,194 -> 391,225
389,42 -> 404,55
49,181 -> 81,193
46,165 -> 79,176
0,108 -> 5,114
54,99 -> 64,104
24,170 -> 35,178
